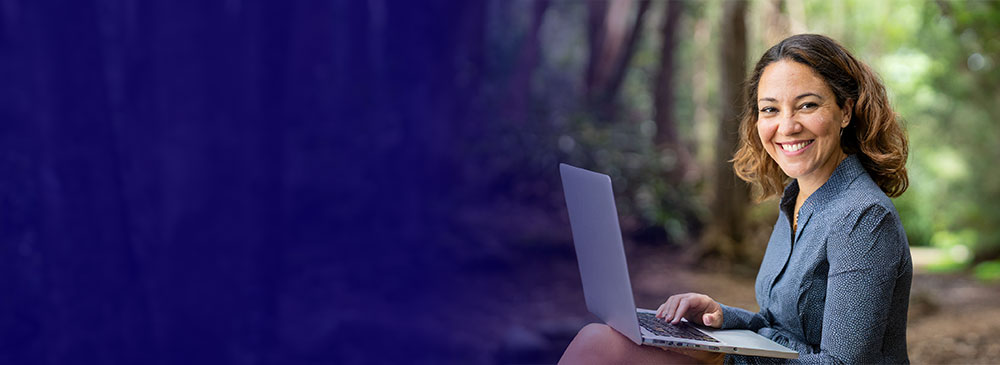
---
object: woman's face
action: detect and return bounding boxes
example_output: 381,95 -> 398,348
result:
756,60 -> 851,188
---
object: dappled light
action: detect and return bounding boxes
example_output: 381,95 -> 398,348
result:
6,1 -> 999,363
462,1 -> 1000,363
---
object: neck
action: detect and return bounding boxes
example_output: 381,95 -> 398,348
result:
796,151 -> 848,204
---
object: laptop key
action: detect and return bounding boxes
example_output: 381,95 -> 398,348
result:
637,312 -> 720,343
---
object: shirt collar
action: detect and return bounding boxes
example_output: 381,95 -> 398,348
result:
779,154 -> 867,222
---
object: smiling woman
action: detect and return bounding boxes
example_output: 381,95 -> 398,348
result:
733,34 -> 909,202
755,60 -> 854,230
721,33 -> 912,363
559,34 -> 913,364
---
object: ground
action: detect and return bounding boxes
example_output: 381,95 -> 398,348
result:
443,240 -> 1000,364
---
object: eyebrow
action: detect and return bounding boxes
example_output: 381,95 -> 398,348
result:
758,93 -> 824,103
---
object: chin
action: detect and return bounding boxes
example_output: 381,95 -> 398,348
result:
777,164 -> 809,179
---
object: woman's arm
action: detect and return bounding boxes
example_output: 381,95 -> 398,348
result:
813,204 -> 906,363
718,304 -> 770,331
728,204 -> 907,365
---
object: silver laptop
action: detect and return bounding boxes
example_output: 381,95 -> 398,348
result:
559,163 -> 798,359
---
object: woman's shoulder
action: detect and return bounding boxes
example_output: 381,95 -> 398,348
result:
825,169 -> 908,251
813,155 -> 899,220
830,167 -> 899,220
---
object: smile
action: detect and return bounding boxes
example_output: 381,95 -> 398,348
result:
778,140 -> 814,153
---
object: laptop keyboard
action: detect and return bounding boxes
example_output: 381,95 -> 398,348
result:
637,312 -> 719,343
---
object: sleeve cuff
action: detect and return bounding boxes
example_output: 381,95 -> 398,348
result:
719,303 -> 761,330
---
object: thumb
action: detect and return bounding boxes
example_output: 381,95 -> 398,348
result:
702,313 -> 721,328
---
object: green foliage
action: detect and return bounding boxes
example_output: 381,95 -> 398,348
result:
789,0 -> 1000,267
926,257 -> 969,274
888,1 -> 1000,266
974,260 -> 1000,282
488,0 -> 1000,258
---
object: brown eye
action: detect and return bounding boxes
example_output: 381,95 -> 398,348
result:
760,107 -> 778,113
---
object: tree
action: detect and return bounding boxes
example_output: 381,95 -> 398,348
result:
506,0 -> 550,124
585,0 -> 651,120
653,0 -> 691,180
702,0 -> 751,263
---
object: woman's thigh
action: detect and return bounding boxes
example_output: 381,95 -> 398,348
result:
558,323 -> 708,364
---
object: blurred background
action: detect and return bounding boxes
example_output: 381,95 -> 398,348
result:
1,0 -> 999,364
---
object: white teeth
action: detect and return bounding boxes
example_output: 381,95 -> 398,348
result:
781,141 -> 811,152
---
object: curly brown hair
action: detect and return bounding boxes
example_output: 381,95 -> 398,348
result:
732,34 -> 908,201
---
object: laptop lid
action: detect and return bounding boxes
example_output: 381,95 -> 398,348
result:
560,163 -> 799,359
559,163 -> 643,345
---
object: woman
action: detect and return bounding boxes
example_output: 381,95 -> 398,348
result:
559,34 -> 911,364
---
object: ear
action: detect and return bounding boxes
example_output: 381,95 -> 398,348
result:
841,99 -> 854,128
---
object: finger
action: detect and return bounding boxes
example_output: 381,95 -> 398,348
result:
663,296 -> 675,321
656,302 -> 667,318
659,301 -> 672,319
704,306 -> 723,328
673,297 -> 691,324
664,295 -> 680,321
696,297 -> 720,326
702,313 -> 716,327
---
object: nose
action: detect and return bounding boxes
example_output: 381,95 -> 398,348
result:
776,112 -> 803,136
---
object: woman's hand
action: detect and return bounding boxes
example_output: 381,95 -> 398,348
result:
655,293 -> 723,328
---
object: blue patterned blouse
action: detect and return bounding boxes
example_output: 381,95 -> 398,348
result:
721,154 -> 912,364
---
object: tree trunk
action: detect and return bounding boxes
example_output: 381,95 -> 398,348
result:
764,0 -> 791,46
585,0 -> 649,120
703,0 -> 750,263
586,1 -> 611,97
602,0 -> 650,109
653,0 -> 690,179
506,0 -> 549,124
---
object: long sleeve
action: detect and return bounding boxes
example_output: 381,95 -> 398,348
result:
719,304 -> 768,332
719,305 -> 815,364
726,204 -> 908,364
813,204 -> 906,363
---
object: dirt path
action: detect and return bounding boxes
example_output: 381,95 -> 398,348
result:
453,242 -> 1000,364
907,272 -> 1000,363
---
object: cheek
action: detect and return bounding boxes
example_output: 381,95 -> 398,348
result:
804,114 -> 839,137
756,120 -> 776,147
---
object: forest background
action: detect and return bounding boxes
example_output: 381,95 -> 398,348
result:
478,0 -> 1000,284
413,0 -> 1000,363
2,1 -> 1000,364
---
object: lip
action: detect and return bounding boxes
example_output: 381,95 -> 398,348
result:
776,139 -> 814,156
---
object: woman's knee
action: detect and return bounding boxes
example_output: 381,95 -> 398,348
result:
563,323 -> 630,361
576,323 -> 620,344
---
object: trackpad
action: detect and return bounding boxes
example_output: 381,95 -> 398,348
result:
703,329 -> 791,351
